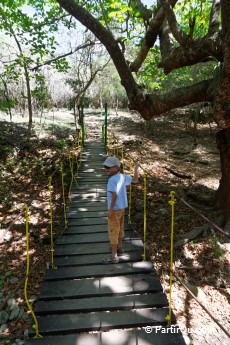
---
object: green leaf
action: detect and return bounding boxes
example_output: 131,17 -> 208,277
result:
0,277 -> 5,286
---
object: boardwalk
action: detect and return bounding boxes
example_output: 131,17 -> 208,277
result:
25,140 -> 186,345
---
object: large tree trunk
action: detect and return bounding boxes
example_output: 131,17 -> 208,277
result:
215,129 -> 230,239
216,129 -> 230,212
213,0 -> 230,238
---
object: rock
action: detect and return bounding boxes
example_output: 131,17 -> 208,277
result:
4,271 -> 13,278
9,305 -> 20,320
158,208 -> 169,216
174,214 -> 191,222
0,310 -> 9,324
0,323 -> 8,332
183,281 -> 207,302
21,311 -> 29,320
29,295 -> 37,304
7,298 -> 17,309
9,276 -> 19,284
15,340 -> 25,345
24,329 -> 29,337
135,212 -> 144,221
134,200 -> 144,211
18,308 -> 24,319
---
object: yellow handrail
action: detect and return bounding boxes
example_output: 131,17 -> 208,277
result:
23,206 -> 43,339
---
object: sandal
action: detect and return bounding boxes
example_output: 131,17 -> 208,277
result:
117,247 -> 125,255
102,255 -> 119,264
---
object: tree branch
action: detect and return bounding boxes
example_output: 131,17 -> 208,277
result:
34,14 -> 70,30
31,41 -> 99,71
159,0 -> 222,74
158,34 -> 223,74
161,0 -> 191,47
56,0 -> 138,99
208,0 -> 221,35
74,58 -> 111,108
129,0 -> 178,72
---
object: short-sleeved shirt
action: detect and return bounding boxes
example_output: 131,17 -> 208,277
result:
107,173 -> 132,210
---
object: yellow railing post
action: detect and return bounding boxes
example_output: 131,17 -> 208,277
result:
128,159 -> 132,224
166,191 -> 176,326
23,206 -> 43,339
60,162 -> 68,230
121,146 -> 124,173
48,177 -> 57,270
142,169 -> 147,261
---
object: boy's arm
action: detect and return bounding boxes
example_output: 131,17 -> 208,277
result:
132,163 -> 139,184
108,192 -> 117,218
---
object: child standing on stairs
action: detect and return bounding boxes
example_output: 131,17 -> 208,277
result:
102,156 -> 139,264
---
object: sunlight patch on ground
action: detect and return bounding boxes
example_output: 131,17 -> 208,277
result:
196,177 -> 220,190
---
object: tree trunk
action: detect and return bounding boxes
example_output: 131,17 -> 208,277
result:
215,128 -> 230,238
12,31 -> 33,139
25,67 -> 33,139
213,0 -> 230,239
216,128 -> 230,212
73,99 -> 77,127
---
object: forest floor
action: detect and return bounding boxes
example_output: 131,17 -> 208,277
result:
0,108 -> 229,345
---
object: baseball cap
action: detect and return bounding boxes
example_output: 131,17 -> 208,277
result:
103,156 -> 121,168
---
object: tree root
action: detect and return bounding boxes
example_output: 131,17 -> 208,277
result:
174,224 -> 210,248
163,164 -> 196,180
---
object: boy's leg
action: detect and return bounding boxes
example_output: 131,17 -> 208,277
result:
111,244 -> 118,257
103,209 -> 125,263
107,210 -> 120,258
117,209 -> 125,252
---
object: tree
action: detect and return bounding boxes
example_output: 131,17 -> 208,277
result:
66,38 -> 110,125
0,0 -> 93,137
55,0 -> 230,236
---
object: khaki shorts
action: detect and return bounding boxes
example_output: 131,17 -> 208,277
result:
108,209 -> 125,245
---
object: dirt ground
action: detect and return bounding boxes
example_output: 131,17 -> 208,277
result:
0,108 -> 229,345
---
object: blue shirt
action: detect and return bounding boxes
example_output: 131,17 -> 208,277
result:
107,173 -> 132,210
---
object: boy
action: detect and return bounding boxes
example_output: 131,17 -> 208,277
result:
102,156 -> 139,263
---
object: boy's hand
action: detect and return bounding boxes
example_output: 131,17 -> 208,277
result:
108,209 -> 113,219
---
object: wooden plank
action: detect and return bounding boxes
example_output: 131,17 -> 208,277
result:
65,223 -> 130,234
78,165 -> 105,169
35,293 -> 168,315
76,174 -> 107,179
28,308 -> 176,336
71,183 -> 106,194
40,274 -> 163,300
67,210 -> 107,219
56,230 -> 141,244
45,262 -> 155,281
69,194 -> 107,200
76,167 -> 105,172
25,329 -> 186,345
76,175 -> 108,181
57,232 -> 108,244
67,217 -> 107,226
68,204 -> 107,211
68,202 -> 107,210
75,178 -> 108,182
54,251 -> 147,267
54,239 -> 144,256
67,198 -> 107,205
